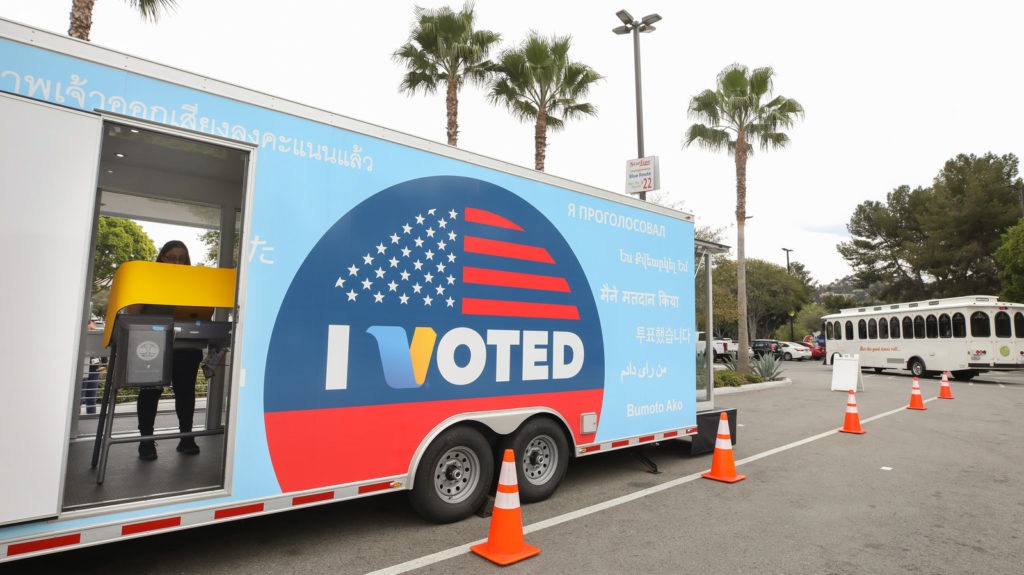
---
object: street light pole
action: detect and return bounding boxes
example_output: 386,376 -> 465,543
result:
782,247 -> 794,340
613,9 -> 661,201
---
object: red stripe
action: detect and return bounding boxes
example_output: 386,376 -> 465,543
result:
357,481 -> 395,494
464,236 -> 554,264
214,503 -> 264,520
611,440 -> 630,448
463,267 -> 570,292
122,517 -> 181,536
580,445 -> 602,453
462,298 -> 579,320
292,491 -> 335,506
663,430 -> 679,438
7,533 -> 81,556
464,207 -> 523,231
639,435 -> 655,443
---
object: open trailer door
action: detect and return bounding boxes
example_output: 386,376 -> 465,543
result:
0,93 -> 101,525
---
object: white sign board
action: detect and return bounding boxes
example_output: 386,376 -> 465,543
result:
830,354 -> 865,392
625,156 -> 660,195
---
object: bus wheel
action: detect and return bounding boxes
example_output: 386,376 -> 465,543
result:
502,417 -> 569,503
410,426 -> 494,524
908,358 -> 927,378
952,370 -> 977,381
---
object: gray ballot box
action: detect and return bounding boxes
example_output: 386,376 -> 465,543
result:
112,315 -> 174,387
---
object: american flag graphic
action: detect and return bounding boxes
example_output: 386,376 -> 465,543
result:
332,206 -> 580,320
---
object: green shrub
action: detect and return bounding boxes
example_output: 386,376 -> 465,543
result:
714,370 -> 746,387
743,372 -> 764,384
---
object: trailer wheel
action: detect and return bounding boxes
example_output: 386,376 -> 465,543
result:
908,357 -> 927,378
952,370 -> 977,381
502,417 -> 569,503
410,426 -> 494,524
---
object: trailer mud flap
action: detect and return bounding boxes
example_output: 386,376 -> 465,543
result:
690,409 -> 737,455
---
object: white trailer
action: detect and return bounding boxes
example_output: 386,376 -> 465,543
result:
0,18 -> 732,562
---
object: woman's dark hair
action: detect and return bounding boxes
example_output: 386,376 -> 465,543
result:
156,240 -> 191,265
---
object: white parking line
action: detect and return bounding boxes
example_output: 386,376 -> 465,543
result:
366,397 -> 937,575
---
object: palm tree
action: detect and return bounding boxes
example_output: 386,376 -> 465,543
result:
489,33 -> 602,171
68,0 -> 178,41
683,63 -> 804,373
393,2 -> 501,147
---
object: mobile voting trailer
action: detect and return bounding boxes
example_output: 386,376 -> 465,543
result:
0,18 -> 731,561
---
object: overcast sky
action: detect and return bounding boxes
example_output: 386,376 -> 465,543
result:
4,0 -> 1022,283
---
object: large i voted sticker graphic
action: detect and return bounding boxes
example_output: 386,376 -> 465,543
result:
263,176 -> 604,490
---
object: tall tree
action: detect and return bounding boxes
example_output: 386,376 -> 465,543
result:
682,64 -> 804,372
916,153 -> 1021,297
92,216 -> 156,291
840,153 -> 1022,301
68,0 -> 178,41
836,185 -> 931,301
393,2 -> 501,147
996,220 -> 1024,302
489,33 -> 602,171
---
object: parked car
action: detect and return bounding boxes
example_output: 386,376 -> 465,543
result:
778,341 -> 812,361
799,340 -> 826,359
751,339 -> 783,359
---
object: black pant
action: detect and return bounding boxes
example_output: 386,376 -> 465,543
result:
137,347 -> 204,436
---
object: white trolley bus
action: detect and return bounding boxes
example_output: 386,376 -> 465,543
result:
822,295 -> 1024,380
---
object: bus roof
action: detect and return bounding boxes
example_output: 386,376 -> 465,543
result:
823,295 -> 1024,318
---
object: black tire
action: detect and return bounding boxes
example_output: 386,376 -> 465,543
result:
501,417 -> 569,503
952,370 -> 977,381
908,357 -> 927,378
783,352 -> 793,361
873,367 -> 885,374
409,426 -> 494,524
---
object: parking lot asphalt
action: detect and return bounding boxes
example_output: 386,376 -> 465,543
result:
14,361 -> 1023,574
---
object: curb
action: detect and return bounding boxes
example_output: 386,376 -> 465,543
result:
714,378 -> 792,395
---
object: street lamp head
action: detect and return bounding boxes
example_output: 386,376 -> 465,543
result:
638,24 -> 656,33
612,25 -> 631,35
616,9 -> 635,25
641,13 -> 662,26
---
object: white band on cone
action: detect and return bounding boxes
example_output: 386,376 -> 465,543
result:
494,489 -> 520,510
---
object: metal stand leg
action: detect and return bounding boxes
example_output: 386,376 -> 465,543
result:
91,351 -> 117,468
634,448 -> 661,474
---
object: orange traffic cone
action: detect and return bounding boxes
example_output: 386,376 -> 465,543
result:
907,377 -> 927,410
938,372 -> 954,399
702,412 -> 745,483
839,389 -> 867,434
471,449 -> 540,566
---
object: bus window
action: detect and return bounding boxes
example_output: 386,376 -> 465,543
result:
858,319 -> 868,339
925,315 -> 938,338
970,312 -> 991,337
833,321 -> 842,340
868,319 -> 878,339
826,322 -> 834,340
890,317 -> 901,339
1016,312 -> 1024,338
995,312 -> 1012,338
913,316 -> 925,338
879,317 -> 889,339
939,314 -> 952,338
845,321 -> 854,340
952,313 -> 967,337
902,317 -> 913,339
